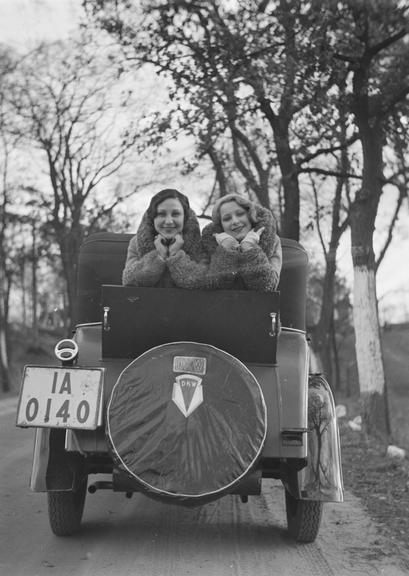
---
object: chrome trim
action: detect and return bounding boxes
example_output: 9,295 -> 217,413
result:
280,326 -> 306,335
103,306 -> 111,332
75,322 -> 102,328
54,339 -> 79,362
269,312 -> 278,337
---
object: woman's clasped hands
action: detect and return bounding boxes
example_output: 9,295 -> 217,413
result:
214,227 -> 265,252
154,233 -> 184,259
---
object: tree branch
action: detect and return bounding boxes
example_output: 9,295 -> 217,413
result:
300,167 -> 362,180
375,186 -> 406,272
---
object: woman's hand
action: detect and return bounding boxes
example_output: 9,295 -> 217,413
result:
214,232 -> 240,251
154,235 -> 169,260
240,227 -> 265,252
168,233 -> 184,256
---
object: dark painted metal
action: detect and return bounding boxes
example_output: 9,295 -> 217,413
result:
25,232 -> 342,509
101,286 -> 279,364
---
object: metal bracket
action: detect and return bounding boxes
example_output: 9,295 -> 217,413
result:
269,312 -> 279,337
103,306 -> 111,332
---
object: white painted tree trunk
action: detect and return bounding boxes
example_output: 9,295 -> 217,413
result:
352,265 -> 385,396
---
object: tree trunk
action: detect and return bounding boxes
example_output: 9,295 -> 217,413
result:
0,267 -> 10,392
20,258 -> 27,327
0,314 -> 10,392
31,219 -> 39,341
258,99 -> 300,240
330,314 -> 341,391
313,246 -> 337,384
0,146 -> 10,391
257,170 -> 271,210
275,132 -> 300,241
350,121 -> 390,438
352,265 -> 389,437
58,225 -> 83,333
60,250 -> 77,334
207,147 -> 228,198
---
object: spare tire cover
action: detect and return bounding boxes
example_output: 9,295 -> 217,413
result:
107,342 -> 266,503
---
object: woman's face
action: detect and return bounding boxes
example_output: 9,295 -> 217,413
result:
154,198 -> 185,240
219,201 -> 252,241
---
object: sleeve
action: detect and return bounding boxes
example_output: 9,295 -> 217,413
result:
206,245 -> 240,289
122,236 -> 167,286
166,250 -> 210,290
238,235 -> 282,292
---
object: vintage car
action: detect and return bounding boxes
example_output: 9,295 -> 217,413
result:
16,232 -> 343,543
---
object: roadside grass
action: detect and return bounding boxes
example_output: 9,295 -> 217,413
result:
335,322 -> 409,449
4,325 -> 62,398
340,424 -> 409,562
382,324 -> 409,449
335,323 -> 409,560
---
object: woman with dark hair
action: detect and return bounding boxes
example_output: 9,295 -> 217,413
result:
122,188 -> 207,288
201,193 -> 282,291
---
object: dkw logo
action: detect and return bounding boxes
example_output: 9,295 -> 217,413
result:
172,374 -> 203,417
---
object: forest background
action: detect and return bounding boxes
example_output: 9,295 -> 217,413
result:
0,0 -> 409,445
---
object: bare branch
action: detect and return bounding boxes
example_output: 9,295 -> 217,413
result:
375,186 -> 406,272
300,167 -> 362,180
310,175 -> 327,258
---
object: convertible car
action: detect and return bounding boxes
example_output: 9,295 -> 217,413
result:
16,232 -> 343,542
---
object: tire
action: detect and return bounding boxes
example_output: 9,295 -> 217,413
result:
285,489 -> 323,543
47,479 -> 87,537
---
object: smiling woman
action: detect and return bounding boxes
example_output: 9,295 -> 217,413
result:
122,189 -> 209,289
201,193 -> 282,292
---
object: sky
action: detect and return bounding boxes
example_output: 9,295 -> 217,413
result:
1,0 -> 408,322
0,0 -> 82,48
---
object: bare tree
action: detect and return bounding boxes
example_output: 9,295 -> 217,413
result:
84,0 -> 344,239
84,0 -> 409,440
9,37 -> 144,328
0,47 -> 20,392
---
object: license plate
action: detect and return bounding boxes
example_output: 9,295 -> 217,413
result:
16,366 -> 104,430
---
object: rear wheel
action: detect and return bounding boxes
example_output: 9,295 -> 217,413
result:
47,479 -> 87,536
285,489 -> 323,543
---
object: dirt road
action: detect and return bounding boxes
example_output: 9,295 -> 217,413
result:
1,398 -> 408,576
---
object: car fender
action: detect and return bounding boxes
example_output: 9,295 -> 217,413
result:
30,428 -> 50,492
30,427 -> 86,492
297,373 -> 344,502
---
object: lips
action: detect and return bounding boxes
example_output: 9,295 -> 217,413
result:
231,226 -> 245,236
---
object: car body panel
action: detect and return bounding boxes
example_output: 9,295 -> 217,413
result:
21,234 -> 343,506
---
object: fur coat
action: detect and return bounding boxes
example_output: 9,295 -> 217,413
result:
122,208 -> 208,289
201,204 -> 282,292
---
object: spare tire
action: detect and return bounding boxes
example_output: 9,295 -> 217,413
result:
107,342 -> 266,504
